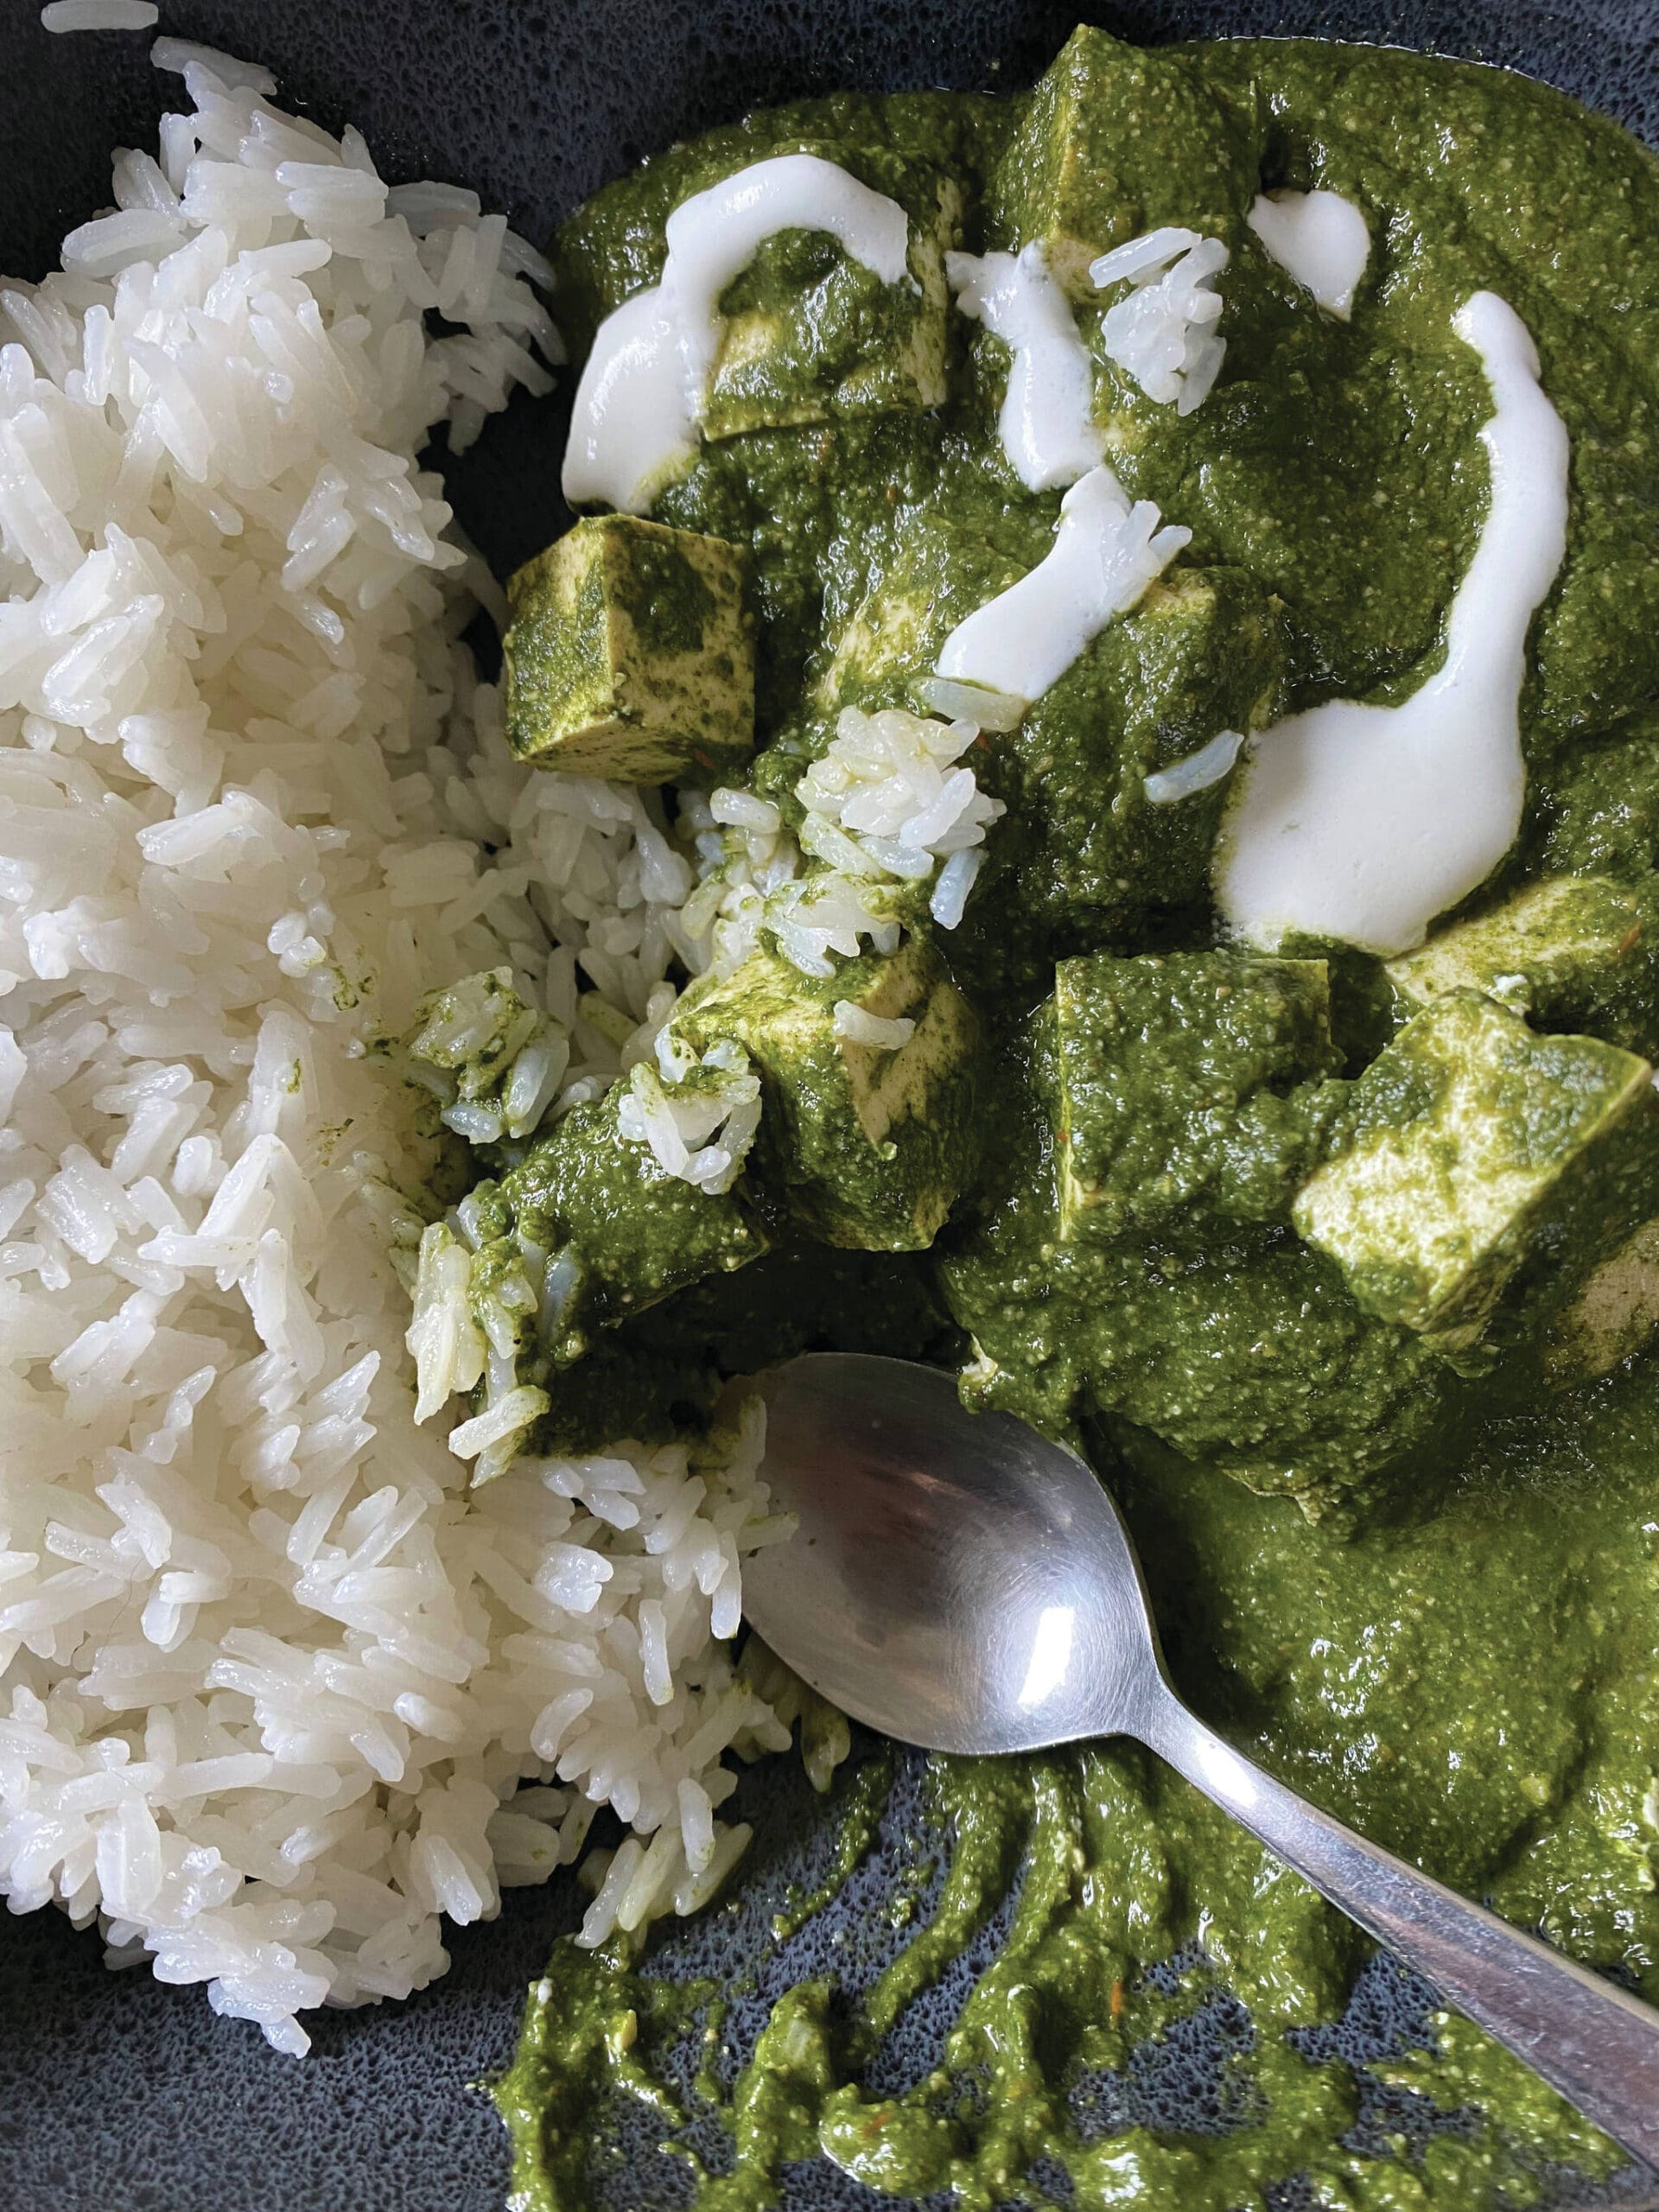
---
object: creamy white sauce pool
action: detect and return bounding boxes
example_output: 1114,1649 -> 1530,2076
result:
563,154 -> 915,513
1247,189 -> 1370,318
1216,290 -> 1570,956
946,241 -> 1105,491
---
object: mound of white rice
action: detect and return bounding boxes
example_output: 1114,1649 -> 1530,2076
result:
0,41 -> 810,2054
0,21 -> 1014,2055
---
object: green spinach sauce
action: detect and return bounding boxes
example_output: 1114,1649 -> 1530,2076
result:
492,29 -> 1659,2209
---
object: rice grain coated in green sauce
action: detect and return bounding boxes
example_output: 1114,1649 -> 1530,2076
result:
492,27 -> 1659,2210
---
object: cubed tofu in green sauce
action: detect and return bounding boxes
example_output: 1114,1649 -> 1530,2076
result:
674,937 -> 979,1251
701,160 -> 958,442
989,28 -> 1251,286
979,566 -> 1286,957
815,490 -> 1044,713
1077,1230 -> 1449,1510
1048,950 -> 1344,1241
505,514 -> 755,782
1385,874 -> 1659,1056
493,32 -> 1659,2201
939,1024 -> 1445,1512
1295,991 -> 1659,1369
556,112 -> 973,447
487,26 -> 1659,1505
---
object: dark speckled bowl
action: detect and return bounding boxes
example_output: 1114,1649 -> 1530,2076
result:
7,6 -> 1659,2209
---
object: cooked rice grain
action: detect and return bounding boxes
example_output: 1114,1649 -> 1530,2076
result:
41,2 -> 159,30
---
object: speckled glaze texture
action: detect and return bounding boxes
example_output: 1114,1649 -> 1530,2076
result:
6,3 -> 1659,2209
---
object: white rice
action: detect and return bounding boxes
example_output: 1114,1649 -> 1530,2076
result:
405,966 -> 570,1146
913,672 -> 1026,732
832,1001 -> 916,1050
0,27 -> 1020,2054
41,1 -> 158,29
1144,726 -> 1245,804
615,1036 -> 761,1197
0,46 -> 801,2055
1092,226 -> 1230,415
798,706 -> 1005,878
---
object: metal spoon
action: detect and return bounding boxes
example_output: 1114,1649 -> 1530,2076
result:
742,1351 -> 1659,2167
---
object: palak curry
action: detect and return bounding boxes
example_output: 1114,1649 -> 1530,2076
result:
468,26 -> 1659,2209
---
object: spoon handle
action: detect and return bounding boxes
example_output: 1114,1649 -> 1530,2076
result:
1140,1684 -> 1659,2168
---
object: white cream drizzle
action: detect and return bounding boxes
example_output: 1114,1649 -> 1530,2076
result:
1216,291 -> 1570,957
562,287 -> 697,514
935,465 -> 1190,706
563,153 -> 916,513
1247,189 -> 1370,319
945,240 -> 1105,492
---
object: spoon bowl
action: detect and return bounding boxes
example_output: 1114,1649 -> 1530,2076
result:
745,1351 -> 1659,2171
746,1351 -> 1159,1754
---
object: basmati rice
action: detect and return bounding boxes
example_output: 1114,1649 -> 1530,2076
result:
1143,726 -> 1245,804
1092,226 -> 1230,415
0,42 -> 798,2055
832,1001 -> 917,1050
615,1036 -> 762,1198
674,706 -> 1005,988
41,0 -> 159,30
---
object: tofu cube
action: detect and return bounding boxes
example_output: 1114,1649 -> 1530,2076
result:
1049,950 -> 1341,1243
702,160 -> 959,442
1026,566 -> 1285,926
674,937 -> 978,1249
826,556 -> 1283,935
990,27 -> 1247,289
504,515 -> 754,784
490,1084 -> 767,1366
930,566 -> 1278,936
817,504 -> 1029,709
1294,992 -> 1659,1366
1384,874 -> 1659,1056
